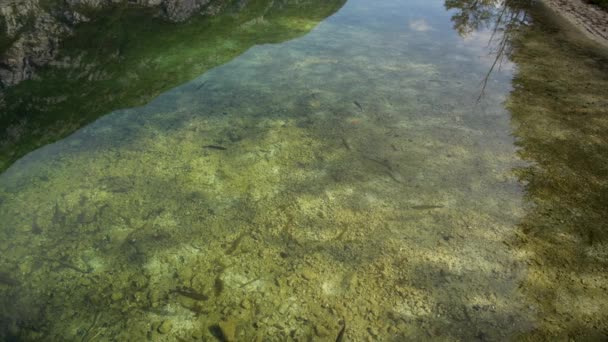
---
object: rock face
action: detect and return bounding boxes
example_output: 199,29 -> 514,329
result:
1,0 -> 64,87
0,0 -> 226,87
163,0 -> 211,22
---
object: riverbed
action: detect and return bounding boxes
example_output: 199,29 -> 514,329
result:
1,0 -> 607,340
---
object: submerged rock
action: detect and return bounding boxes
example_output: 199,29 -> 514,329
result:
157,320 -> 173,334
217,319 -> 237,341
110,292 -> 123,301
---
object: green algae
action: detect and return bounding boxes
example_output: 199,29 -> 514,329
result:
0,20 -> 527,342
1,0 -> 608,340
506,3 -> 608,339
0,0 -> 346,172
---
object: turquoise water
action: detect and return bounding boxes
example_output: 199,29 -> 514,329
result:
1,0 -> 608,340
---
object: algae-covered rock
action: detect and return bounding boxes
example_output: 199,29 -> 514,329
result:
110,292 -> 123,301
301,268 -> 316,281
314,324 -> 330,337
149,290 -> 161,307
158,320 -> 173,334
240,299 -> 251,309
217,319 -> 237,341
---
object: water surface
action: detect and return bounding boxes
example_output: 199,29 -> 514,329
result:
1,0 -> 608,340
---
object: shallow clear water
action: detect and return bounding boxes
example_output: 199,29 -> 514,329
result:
1,0 -> 608,340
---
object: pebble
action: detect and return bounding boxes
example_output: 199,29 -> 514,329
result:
192,328 -> 203,339
158,320 -> 173,334
314,324 -> 330,337
218,319 -> 237,341
179,267 -> 193,281
149,290 -> 160,307
301,269 -> 316,281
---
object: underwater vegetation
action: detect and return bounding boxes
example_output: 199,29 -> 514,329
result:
0,0 -> 607,340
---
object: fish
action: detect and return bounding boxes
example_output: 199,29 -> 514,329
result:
40,257 -> 91,274
204,145 -> 227,150
171,286 -> 209,301
336,320 -> 346,342
411,205 -> 444,210
195,81 -> 207,90
214,277 -> 224,296
0,272 -> 18,286
341,137 -> 352,151
225,232 -> 249,255
363,156 -> 405,184
353,101 -> 363,111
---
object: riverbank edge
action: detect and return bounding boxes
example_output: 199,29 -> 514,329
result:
540,0 -> 608,48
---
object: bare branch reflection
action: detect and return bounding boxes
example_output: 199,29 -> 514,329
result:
445,0 -> 530,99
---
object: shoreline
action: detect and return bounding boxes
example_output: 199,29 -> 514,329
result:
540,0 -> 608,48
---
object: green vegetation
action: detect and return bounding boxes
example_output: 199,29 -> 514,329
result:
0,0 -> 345,171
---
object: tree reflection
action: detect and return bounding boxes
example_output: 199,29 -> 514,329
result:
445,0 -> 530,37
448,0 -> 608,338
445,0 -> 530,99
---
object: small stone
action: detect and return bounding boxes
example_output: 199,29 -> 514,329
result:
134,291 -> 146,303
179,267 -> 193,281
301,268 -> 316,281
192,328 -> 203,339
178,295 -> 195,308
314,324 -> 330,337
240,299 -> 251,309
158,320 -> 173,334
217,319 -> 237,341
149,290 -> 160,307
111,292 -> 123,301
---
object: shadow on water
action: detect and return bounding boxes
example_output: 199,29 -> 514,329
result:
449,0 -> 608,339
507,3 -> 608,339
0,0 -> 608,340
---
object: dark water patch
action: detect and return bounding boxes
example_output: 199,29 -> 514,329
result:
204,145 -> 228,151
0,272 -> 18,287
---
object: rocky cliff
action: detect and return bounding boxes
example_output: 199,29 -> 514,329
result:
0,0 -> 227,88
0,0 -> 347,171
